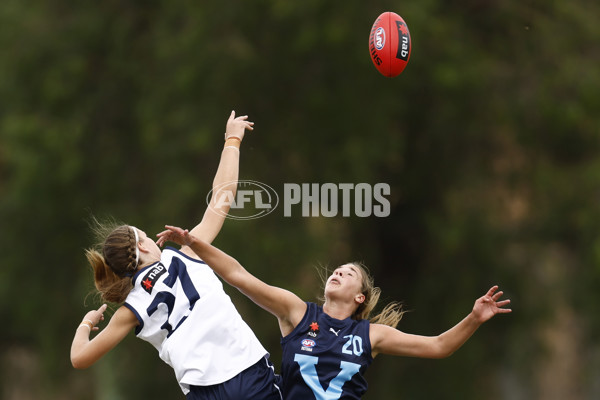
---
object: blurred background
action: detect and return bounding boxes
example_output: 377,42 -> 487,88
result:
1,0 -> 599,399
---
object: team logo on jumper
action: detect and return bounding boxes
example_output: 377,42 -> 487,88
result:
301,339 -> 316,352
141,263 -> 166,294
308,321 -> 320,337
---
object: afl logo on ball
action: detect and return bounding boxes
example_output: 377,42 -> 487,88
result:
374,27 -> 385,50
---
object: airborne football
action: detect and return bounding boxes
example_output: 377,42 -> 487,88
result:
369,12 -> 412,77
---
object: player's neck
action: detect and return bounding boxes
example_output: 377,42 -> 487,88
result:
137,256 -> 161,272
322,299 -> 354,321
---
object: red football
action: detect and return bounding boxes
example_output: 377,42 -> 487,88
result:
369,12 -> 411,77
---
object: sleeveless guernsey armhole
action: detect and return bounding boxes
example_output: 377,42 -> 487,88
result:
363,321 -> 374,364
123,302 -> 144,334
280,302 -> 313,344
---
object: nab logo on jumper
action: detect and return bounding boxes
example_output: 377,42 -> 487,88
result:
141,263 -> 167,294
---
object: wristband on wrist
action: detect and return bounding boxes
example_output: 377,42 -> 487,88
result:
78,320 -> 93,331
78,324 -> 91,331
224,137 -> 241,149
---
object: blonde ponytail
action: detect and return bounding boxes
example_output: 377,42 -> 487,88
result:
350,262 -> 405,328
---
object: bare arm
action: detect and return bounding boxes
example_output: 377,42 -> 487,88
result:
157,226 -> 307,337
71,305 -> 139,369
370,286 -> 511,358
180,111 -> 254,259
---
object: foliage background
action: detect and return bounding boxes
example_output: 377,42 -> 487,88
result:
1,0 -> 599,399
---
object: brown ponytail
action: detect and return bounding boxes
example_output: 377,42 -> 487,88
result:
86,217 -> 140,304
86,249 -> 133,304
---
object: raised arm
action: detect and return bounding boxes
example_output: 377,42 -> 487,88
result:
370,286 -> 511,359
157,225 -> 307,337
180,111 -> 254,259
71,305 -> 139,369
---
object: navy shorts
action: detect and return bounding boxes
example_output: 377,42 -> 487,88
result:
186,356 -> 282,400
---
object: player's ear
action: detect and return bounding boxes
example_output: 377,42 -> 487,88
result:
138,240 -> 150,253
354,293 -> 365,305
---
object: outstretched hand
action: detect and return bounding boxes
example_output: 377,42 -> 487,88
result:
156,225 -> 194,248
83,304 -> 108,331
472,286 -> 512,323
225,110 -> 254,141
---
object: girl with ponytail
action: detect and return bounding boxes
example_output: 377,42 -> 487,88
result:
155,225 -> 512,400
70,112 -> 282,400
86,222 -> 142,304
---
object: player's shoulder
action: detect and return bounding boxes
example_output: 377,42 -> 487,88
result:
114,304 -> 141,326
368,322 -> 398,346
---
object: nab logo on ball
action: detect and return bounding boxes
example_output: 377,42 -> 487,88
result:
395,20 -> 410,61
369,11 -> 411,77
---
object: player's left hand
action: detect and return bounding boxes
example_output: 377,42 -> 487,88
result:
472,286 -> 512,323
83,304 -> 108,331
